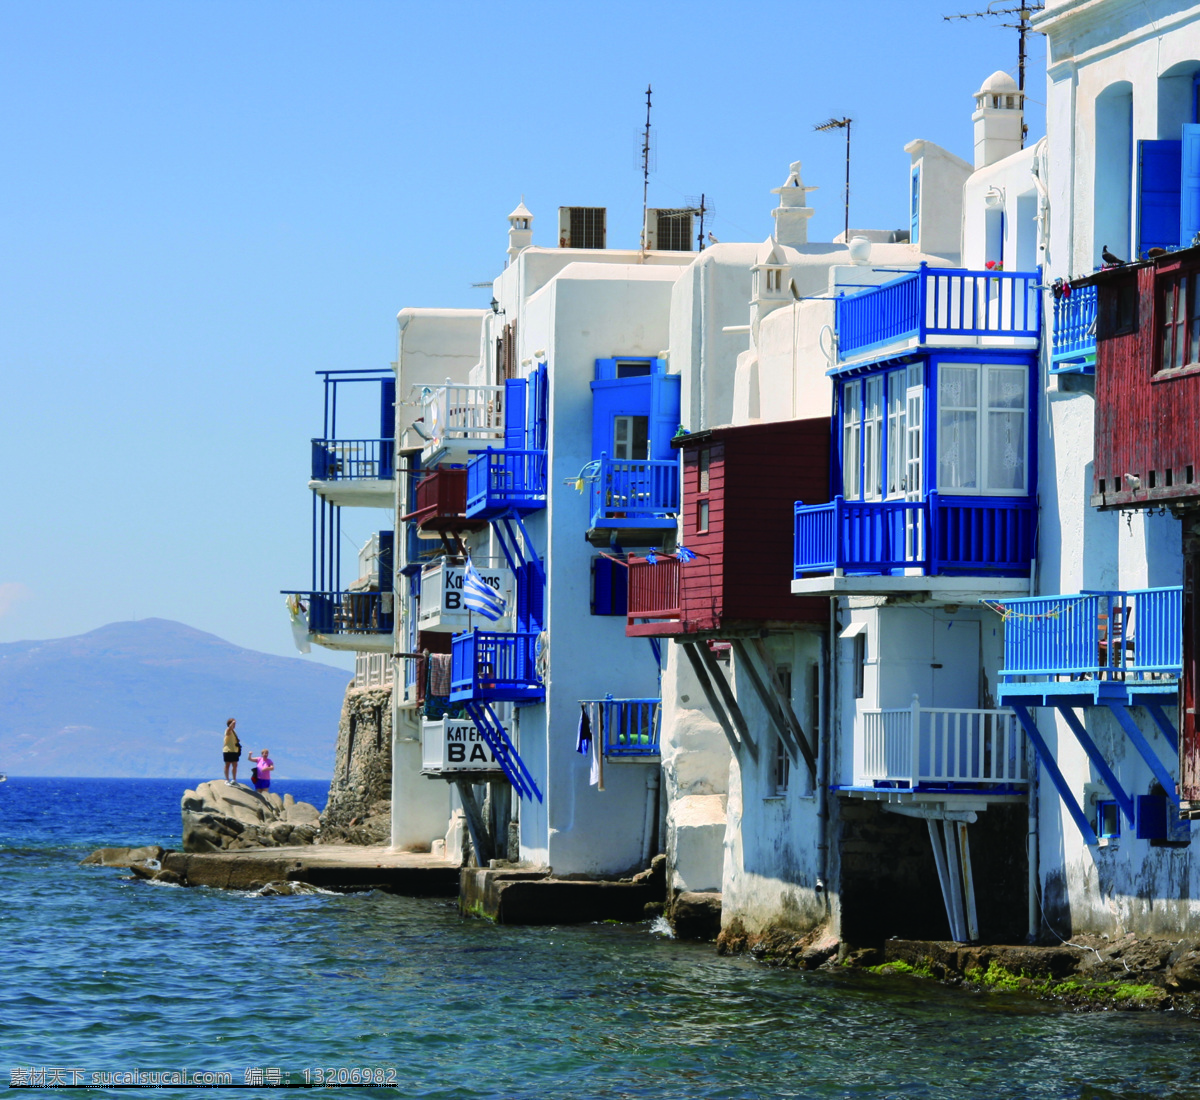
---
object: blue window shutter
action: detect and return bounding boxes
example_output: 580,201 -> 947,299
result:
527,363 -> 548,451
517,561 -> 544,632
379,380 -> 396,478
504,378 -> 527,451
591,556 -> 627,615
594,358 -> 618,381
652,357 -> 668,375
1181,124 -> 1200,247
377,531 -> 394,593
1138,139 -> 1183,255
649,372 -> 681,460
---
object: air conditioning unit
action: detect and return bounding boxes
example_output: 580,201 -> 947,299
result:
559,206 -> 606,249
644,208 -> 696,252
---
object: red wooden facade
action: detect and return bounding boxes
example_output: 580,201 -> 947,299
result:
626,417 -> 830,636
403,467 -> 485,533
1092,244 -> 1200,510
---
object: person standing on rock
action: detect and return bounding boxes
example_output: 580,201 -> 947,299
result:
222,719 -> 242,786
248,749 -> 274,792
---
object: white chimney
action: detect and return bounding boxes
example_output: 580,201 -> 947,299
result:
972,71 -> 1024,169
507,199 -> 534,262
771,161 -> 817,247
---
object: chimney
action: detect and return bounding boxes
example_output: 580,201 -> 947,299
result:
507,199 -> 534,262
972,71 -> 1024,169
771,161 -> 817,247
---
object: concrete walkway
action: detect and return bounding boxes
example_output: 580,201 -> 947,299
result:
159,845 -> 460,894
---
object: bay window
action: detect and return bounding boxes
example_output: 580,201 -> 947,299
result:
937,363 -> 1027,494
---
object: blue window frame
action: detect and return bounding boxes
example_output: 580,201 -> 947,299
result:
1097,799 -> 1121,840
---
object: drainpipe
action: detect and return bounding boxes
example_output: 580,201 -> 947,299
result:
1027,744 -> 1040,942
821,597 -> 837,908
642,768 -> 660,866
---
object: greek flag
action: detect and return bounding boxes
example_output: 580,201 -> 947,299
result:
462,558 -> 506,621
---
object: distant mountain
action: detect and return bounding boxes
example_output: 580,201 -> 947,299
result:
0,619 -> 351,779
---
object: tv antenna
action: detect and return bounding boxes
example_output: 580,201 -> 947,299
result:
685,194 -> 714,251
945,1 -> 1044,144
814,117 -> 852,244
639,84 -> 653,256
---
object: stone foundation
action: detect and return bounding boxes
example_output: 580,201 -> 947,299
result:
320,683 -> 393,845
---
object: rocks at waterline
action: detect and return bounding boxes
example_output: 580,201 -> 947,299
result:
80,845 -> 166,867
180,780 -> 320,853
318,684 -> 393,845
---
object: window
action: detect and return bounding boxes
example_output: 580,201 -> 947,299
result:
616,359 -> 652,378
613,415 -> 649,460
772,665 -> 792,796
863,376 -> 883,500
887,371 -> 906,497
1099,281 -> 1138,338
699,448 -> 710,493
936,363 -> 1027,494
697,499 -> 709,533
911,164 -> 921,244
853,632 -> 866,699
1097,799 -> 1121,841
1158,273 -> 1200,372
842,381 -> 862,499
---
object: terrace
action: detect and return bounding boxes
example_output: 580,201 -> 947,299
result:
465,448 -> 548,519
588,455 -> 680,533
417,382 -> 505,466
835,264 -> 1040,364
579,695 -> 661,759
1050,283 -> 1097,374
282,590 -> 394,653
449,628 -> 544,704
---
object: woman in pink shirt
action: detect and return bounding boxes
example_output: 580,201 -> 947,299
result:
248,749 -> 274,792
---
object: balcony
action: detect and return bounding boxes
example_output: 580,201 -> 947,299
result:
792,494 -> 1036,596
449,628 -> 544,704
625,555 -> 682,636
465,448 -> 547,518
996,587 -> 1182,707
580,696 -> 661,758
588,455 -> 680,533
418,383 -> 505,465
1050,284 -> 1097,374
283,590 -> 393,653
851,697 -> 1027,792
835,265 -> 1040,364
403,467 -> 485,533
309,438 -> 395,507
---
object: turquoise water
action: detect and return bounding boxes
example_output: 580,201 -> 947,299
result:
2,777 -> 1199,1099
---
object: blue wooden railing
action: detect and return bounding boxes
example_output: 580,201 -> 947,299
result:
465,448 -> 547,518
281,590 -> 394,636
997,588 -> 1182,684
589,454 -> 680,528
311,439 -> 395,481
449,628 -> 544,703
1050,285 -> 1097,374
580,695 -> 661,757
836,265 -> 1041,360
793,495 -> 1035,577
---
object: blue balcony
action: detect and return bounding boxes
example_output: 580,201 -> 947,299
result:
450,628 -> 544,704
793,494 -> 1036,580
589,455 -> 680,530
580,695 -> 661,758
282,590 -> 393,652
311,438 -> 394,481
465,448 -> 547,519
996,588 -> 1182,706
1049,284 -> 1097,374
835,265 -> 1041,363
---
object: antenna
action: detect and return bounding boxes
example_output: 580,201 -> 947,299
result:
944,1 -> 1044,145
685,194 -> 715,251
814,117 -> 852,244
640,84 -> 652,257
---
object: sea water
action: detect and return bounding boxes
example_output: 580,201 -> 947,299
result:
2,777 -> 1199,1099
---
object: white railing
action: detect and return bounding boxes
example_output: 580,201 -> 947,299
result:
419,382 -> 505,454
354,653 -> 394,689
856,695 -> 1026,788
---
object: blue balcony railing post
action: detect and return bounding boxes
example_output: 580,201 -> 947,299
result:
590,453 -> 681,528
1050,285 -> 1098,373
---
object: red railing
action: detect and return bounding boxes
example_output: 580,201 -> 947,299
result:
404,468 -> 468,528
626,556 -> 681,626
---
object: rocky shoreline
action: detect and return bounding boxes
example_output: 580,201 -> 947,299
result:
717,920 -> 1200,1016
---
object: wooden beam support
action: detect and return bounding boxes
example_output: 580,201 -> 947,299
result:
1056,705 -> 1137,826
696,642 -> 758,760
681,642 -> 752,760
731,639 -> 815,779
750,636 -> 819,776
454,777 -> 494,865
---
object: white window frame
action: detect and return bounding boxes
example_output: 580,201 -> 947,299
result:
842,381 -> 862,500
936,362 -> 1028,496
886,370 -> 907,499
863,376 -> 883,500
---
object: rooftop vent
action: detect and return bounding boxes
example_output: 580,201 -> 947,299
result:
644,208 -> 696,251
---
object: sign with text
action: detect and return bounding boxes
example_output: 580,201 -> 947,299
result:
421,718 -> 504,774
417,561 -> 512,633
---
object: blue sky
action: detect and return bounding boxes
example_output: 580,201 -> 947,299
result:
0,1 -> 1046,669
